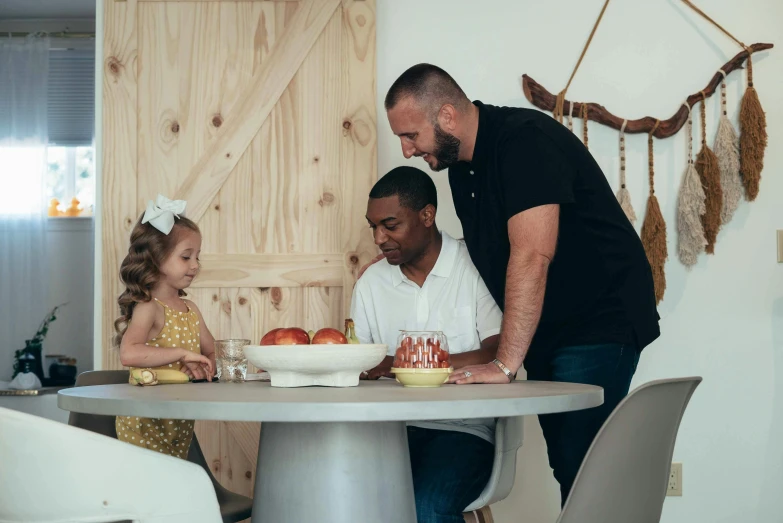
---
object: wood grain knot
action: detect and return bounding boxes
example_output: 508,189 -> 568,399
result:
238,297 -> 248,306
212,459 -> 221,472
319,192 -> 335,206
214,204 -> 220,211
106,57 -> 121,76
353,119 -> 372,146
245,471 -> 252,479
170,122 -> 180,133
343,119 -> 352,130
313,155 -> 320,163
270,287 -> 282,304
212,294 -> 219,302
356,15 -> 367,26
349,255 -> 359,265
225,152 -> 231,159
211,114 -> 223,128
125,217 -> 133,227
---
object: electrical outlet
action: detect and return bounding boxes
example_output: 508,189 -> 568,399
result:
667,462 -> 682,496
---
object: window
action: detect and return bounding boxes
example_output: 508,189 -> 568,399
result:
47,145 -> 95,215
0,146 -> 47,216
0,45 -> 95,217
47,47 -> 96,216
48,49 -> 95,146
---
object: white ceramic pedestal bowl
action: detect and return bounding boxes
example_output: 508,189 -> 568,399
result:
243,344 -> 387,387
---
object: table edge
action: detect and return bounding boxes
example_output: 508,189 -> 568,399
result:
58,386 -> 603,422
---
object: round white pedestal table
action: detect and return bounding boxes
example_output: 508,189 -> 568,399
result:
59,379 -> 603,523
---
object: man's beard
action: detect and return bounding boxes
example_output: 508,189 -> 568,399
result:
429,123 -> 461,171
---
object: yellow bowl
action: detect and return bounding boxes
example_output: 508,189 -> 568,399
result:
391,367 -> 453,388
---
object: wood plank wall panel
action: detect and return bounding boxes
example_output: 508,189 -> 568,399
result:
102,0 -> 377,509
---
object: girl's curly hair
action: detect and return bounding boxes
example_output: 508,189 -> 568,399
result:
113,214 -> 201,347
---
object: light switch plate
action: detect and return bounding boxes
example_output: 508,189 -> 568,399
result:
778,231 -> 783,263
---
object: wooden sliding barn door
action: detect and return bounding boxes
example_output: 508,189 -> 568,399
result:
101,0 -> 377,497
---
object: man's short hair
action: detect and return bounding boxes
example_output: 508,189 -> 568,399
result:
384,63 -> 470,117
369,166 -> 437,211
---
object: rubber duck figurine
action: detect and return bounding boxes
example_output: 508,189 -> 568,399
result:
65,197 -> 82,217
48,198 -> 61,217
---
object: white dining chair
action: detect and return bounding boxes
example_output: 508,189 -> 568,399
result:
68,370 -> 253,522
558,377 -> 702,523
0,406 -> 222,523
463,415 -> 525,517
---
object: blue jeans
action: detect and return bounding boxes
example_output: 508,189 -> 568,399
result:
524,343 -> 640,506
407,426 -> 494,523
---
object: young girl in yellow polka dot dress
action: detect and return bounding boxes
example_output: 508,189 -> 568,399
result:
113,195 -> 216,459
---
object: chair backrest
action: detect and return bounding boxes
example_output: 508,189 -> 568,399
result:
558,377 -> 702,523
0,406 -> 221,523
68,370 -> 129,437
69,370 -> 234,502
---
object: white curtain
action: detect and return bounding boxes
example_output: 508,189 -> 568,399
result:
0,36 -> 50,381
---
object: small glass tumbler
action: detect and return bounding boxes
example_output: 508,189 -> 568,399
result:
214,339 -> 251,383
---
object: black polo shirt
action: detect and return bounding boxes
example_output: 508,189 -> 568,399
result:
448,101 -> 660,353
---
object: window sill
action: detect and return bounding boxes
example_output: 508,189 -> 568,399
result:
47,216 -> 94,232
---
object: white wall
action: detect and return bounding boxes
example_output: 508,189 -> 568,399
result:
45,219 -> 94,377
377,1 -> 783,521
1,220 -> 94,382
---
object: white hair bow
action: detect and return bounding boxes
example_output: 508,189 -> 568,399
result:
142,194 -> 187,235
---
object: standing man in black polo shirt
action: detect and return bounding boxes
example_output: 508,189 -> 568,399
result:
382,63 -> 660,505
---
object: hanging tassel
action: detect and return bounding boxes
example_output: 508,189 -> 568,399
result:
713,70 -> 742,224
695,91 -> 723,254
675,5 -> 766,199
677,103 -> 708,267
739,50 -> 767,201
553,90 -> 566,124
581,103 -> 589,150
615,119 -> 636,224
641,120 -> 667,304
566,102 -> 575,133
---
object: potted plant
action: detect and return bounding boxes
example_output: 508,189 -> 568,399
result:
12,303 -> 67,381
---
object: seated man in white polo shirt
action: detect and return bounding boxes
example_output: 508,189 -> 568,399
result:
350,166 -> 503,523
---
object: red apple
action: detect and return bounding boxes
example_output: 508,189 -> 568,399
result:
260,328 -> 282,345
311,328 -> 348,345
274,327 -> 311,345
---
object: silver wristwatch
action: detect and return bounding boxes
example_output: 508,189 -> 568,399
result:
492,358 -> 516,381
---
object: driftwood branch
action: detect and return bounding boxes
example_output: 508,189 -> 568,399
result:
522,42 -> 773,139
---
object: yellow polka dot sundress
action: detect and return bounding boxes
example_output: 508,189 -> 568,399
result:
116,298 -> 202,459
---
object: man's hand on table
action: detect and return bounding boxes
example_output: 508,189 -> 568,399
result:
447,362 -> 512,385
361,356 -> 394,380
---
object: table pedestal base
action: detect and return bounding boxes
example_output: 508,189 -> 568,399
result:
253,421 -> 416,523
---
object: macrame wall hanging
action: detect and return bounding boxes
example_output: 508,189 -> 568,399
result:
641,121 -> 667,303
714,70 -> 742,225
677,103 -> 707,267
616,120 -> 636,224
695,91 -> 722,254
521,0 -> 773,304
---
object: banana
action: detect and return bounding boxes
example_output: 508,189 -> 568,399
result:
344,319 -> 360,344
129,368 -> 157,386
155,369 -> 191,384
129,368 -> 190,386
